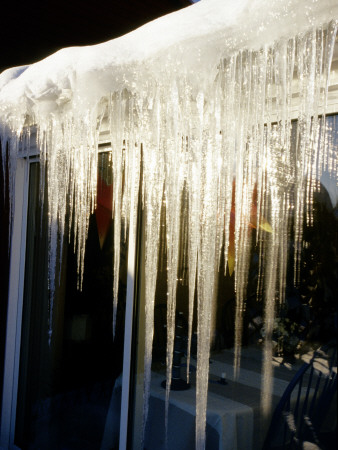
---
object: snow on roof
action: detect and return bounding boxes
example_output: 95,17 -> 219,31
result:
0,0 -> 337,122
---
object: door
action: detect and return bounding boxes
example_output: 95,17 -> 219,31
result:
1,151 -> 133,450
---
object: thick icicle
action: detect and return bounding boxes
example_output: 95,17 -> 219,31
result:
186,90 -> 203,384
141,88 -> 165,445
109,92 -> 125,337
163,82 -> 186,441
195,120 -> 218,450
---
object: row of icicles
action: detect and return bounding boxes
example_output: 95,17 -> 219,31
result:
1,20 -> 337,449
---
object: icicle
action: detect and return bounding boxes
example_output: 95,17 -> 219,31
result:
186,90 -> 203,385
109,92 -> 125,337
231,50 -> 257,376
141,88 -> 165,446
195,121 -> 218,450
163,82 -> 186,442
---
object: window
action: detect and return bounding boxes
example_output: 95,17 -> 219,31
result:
128,115 -> 338,450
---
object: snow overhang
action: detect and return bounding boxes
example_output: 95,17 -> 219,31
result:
1,0 -> 338,125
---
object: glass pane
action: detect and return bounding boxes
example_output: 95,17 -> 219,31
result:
130,115 -> 338,450
15,154 -> 127,449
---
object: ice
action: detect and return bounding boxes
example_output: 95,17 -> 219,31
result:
141,89 -> 166,444
163,82 -> 186,439
108,93 -> 125,337
1,1 -> 338,449
186,92 -> 202,384
195,122 -> 219,450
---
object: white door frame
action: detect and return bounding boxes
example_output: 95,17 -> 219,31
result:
0,156 -> 30,450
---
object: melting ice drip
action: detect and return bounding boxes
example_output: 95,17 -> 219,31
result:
1,11 -> 337,450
